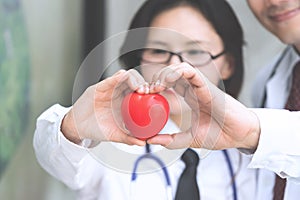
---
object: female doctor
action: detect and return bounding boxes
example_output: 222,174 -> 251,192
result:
33,0 -> 257,199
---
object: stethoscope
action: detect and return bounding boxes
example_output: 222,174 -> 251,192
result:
131,144 -> 238,200
130,144 -> 172,200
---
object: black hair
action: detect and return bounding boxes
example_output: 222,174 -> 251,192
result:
119,0 -> 244,98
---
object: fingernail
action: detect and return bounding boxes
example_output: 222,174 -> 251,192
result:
144,85 -> 149,94
149,83 -> 155,92
137,85 -> 145,93
155,80 -> 161,86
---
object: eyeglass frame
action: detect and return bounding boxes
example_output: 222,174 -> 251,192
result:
139,48 -> 226,67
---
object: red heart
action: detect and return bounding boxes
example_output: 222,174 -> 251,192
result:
121,92 -> 169,140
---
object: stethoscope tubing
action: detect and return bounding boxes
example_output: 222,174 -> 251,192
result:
131,144 -> 172,200
131,152 -> 171,186
222,149 -> 238,200
131,145 -> 237,200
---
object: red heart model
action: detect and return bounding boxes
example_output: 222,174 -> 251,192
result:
121,92 -> 170,140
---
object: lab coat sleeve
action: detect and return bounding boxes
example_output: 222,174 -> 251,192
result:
33,104 -> 98,190
248,108 -> 300,184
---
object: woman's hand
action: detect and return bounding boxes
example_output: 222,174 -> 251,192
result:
147,62 -> 260,151
61,69 -> 148,146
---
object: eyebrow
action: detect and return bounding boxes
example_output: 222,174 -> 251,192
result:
186,40 -> 206,46
145,39 -> 208,49
145,40 -> 168,47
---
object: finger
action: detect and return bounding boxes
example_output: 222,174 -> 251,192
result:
159,65 -> 200,110
150,64 -> 181,93
114,69 -> 148,98
151,62 -> 192,85
124,69 -> 147,91
151,69 -> 174,92
115,69 -> 144,92
168,64 -> 206,88
111,132 -> 147,146
150,62 -> 201,93
151,66 -> 174,84
172,78 -> 190,97
151,64 -> 176,84
166,66 -> 216,109
147,131 -> 194,149
95,70 -> 127,93
146,134 -> 174,147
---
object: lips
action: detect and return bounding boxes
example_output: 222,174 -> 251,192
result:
269,7 -> 300,22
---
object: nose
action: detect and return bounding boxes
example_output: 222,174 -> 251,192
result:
168,54 -> 183,65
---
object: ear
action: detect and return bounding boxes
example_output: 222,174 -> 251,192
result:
220,54 -> 235,80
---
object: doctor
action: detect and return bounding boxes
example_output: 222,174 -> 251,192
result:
33,0 -> 257,199
249,1 -> 300,199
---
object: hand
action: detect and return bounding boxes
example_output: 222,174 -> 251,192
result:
61,69 -> 148,146
147,63 -> 260,150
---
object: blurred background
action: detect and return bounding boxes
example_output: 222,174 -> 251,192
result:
0,0 -> 284,199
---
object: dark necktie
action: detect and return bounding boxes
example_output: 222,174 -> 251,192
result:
273,61 -> 300,200
284,61 -> 300,111
175,148 -> 200,200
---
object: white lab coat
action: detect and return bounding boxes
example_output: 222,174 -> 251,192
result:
249,46 -> 300,200
34,104 -> 257,200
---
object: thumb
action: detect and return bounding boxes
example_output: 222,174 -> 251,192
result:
147,131 -> 195,149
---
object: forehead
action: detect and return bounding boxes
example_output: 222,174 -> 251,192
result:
146,28 -> 205,49
147,6 -> 223,50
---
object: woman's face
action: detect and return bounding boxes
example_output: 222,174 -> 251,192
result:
141,6 -> 233,84
140,6 -> 233,118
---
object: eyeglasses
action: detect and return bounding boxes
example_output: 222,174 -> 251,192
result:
140,48 -> 225,67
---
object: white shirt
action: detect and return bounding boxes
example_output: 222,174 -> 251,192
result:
249,46 -> 300,199
34,104 -> 257,200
